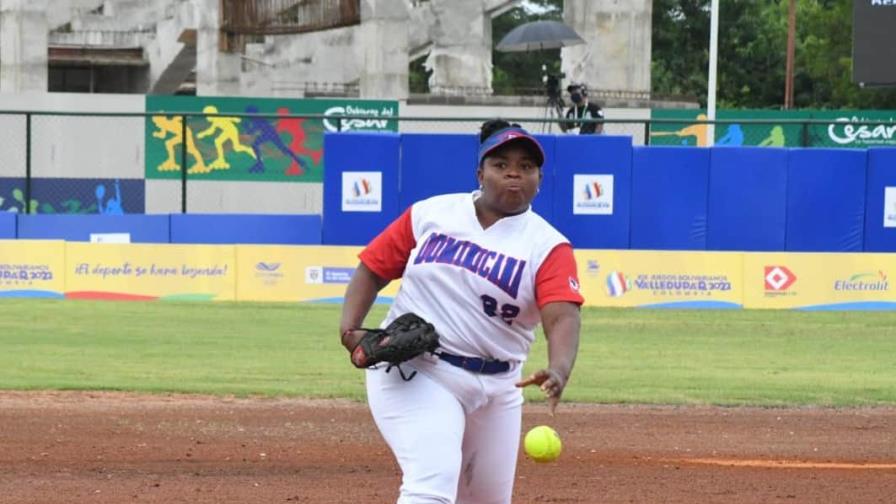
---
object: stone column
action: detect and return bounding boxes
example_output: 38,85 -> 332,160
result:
561,0 -> 651,95
196,0 -> 241,96
425,0 -> 492,96
0,0 -> 49,93
360,0 -> 409,100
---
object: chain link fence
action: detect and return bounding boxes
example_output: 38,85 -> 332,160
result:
2,110 -> 894,215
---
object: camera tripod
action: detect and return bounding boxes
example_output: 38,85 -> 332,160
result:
541,95 -> 566,133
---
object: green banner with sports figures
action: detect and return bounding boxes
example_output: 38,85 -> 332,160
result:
145,96 -> 398,182
649,109 -> 896,148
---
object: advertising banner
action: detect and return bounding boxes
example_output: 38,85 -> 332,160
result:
809,110 -> 896,148
145,96 -> 399,183
649,109 -> 809,147
575,250 -> 743,309
65,243 -> 236,301
743,253 -> 895,310
235,245 -> 400,302
650,109 -> 896,148
0,240 -> 65,298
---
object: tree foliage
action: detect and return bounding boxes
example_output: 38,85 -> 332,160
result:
652,0 -> 896,109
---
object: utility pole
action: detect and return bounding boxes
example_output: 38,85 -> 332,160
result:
707,0 -> 719,146
784,0 -> 796,109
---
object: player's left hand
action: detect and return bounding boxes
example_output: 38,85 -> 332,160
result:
516,368 -> 566,416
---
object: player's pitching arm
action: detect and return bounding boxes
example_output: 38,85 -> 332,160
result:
340,262 -> 390,352
516,302 -> 581,416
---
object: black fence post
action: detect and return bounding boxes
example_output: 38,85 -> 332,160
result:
25,113 -> 32,214
643,120 -> 650,146
181,114 -> 188,213
801,121 -> 809,147
336,115 -> 343,132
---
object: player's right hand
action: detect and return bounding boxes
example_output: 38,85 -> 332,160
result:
516,368 -> 566,416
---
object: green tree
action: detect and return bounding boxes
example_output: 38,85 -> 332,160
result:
652,0 -> 896,109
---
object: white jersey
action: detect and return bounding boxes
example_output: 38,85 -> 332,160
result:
363,192 -> 581,364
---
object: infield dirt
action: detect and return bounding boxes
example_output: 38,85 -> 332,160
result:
1,392 -> 893,503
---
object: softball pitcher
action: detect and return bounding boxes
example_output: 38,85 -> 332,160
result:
340,120 -> 583,504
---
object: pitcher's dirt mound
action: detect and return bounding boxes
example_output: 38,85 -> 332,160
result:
1,392 -> 893,503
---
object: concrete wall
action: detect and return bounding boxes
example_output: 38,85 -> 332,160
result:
1,0 -> 49,93
562,0 -> 652,95
251,26 -> 362,98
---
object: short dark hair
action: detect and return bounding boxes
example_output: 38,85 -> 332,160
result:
566,83 -> 588,96
479,119 -> 521,143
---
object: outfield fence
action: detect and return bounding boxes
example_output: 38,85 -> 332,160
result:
1,110 -> 895,215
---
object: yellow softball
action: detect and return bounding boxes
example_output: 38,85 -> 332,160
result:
523,425 -> 562,463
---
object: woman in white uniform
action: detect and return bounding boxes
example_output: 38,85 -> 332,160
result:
340,120 -> 584,504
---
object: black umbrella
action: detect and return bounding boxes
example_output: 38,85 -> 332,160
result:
495,20 -> 585,52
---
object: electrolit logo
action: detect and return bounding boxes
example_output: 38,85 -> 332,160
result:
834,271 -> 889,292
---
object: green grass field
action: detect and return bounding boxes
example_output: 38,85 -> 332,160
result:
1,299 -> 894,406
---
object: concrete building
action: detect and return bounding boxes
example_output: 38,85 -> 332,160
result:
0,0 -> 654,106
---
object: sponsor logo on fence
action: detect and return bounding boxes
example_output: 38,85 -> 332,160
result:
764,265 -> 797,294
606,271 -> 630,297
884,187 -> 896,228
323,105 -> 395,132
255,262 -> 284,286
833,271 -> 889,292
342,171 -> 382,212
573,174 -> 614,215
305,266 -> 355,285
586,260 -> 601,276
828,116 -> 896,146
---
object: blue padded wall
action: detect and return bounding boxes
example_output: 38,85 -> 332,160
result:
398,134 -> 478,210
0,213 -> 15,239
630,146 -> 710,250
531,134 -> 556,222
322,132 -> 400,246
786,149 -> 866,252
552,135 -> 633,249
16,215 -> 170,243
863,148 -> 896,251
707,147 -> 788,251
170,214 -> 321,244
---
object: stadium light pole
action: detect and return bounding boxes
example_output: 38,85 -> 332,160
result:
706,0 -> 719,146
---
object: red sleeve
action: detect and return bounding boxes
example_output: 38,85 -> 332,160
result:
535,243 -> 584,309
358,207 -> 416,280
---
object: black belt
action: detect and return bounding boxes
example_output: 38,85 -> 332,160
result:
437,352 -> 510,375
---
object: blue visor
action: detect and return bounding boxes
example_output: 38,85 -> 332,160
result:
478,127 -> 545,167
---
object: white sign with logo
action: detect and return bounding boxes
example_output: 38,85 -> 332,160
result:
342,171 -> 382,212
572,174 -> 614,215
884,186 -> 896,228
323,105 -> 395,132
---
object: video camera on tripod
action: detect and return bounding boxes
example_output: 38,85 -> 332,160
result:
542,65 -> 565,107
540,65 -> 567,133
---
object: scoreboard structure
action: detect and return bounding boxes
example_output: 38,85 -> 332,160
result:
853,0 -> 896,86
